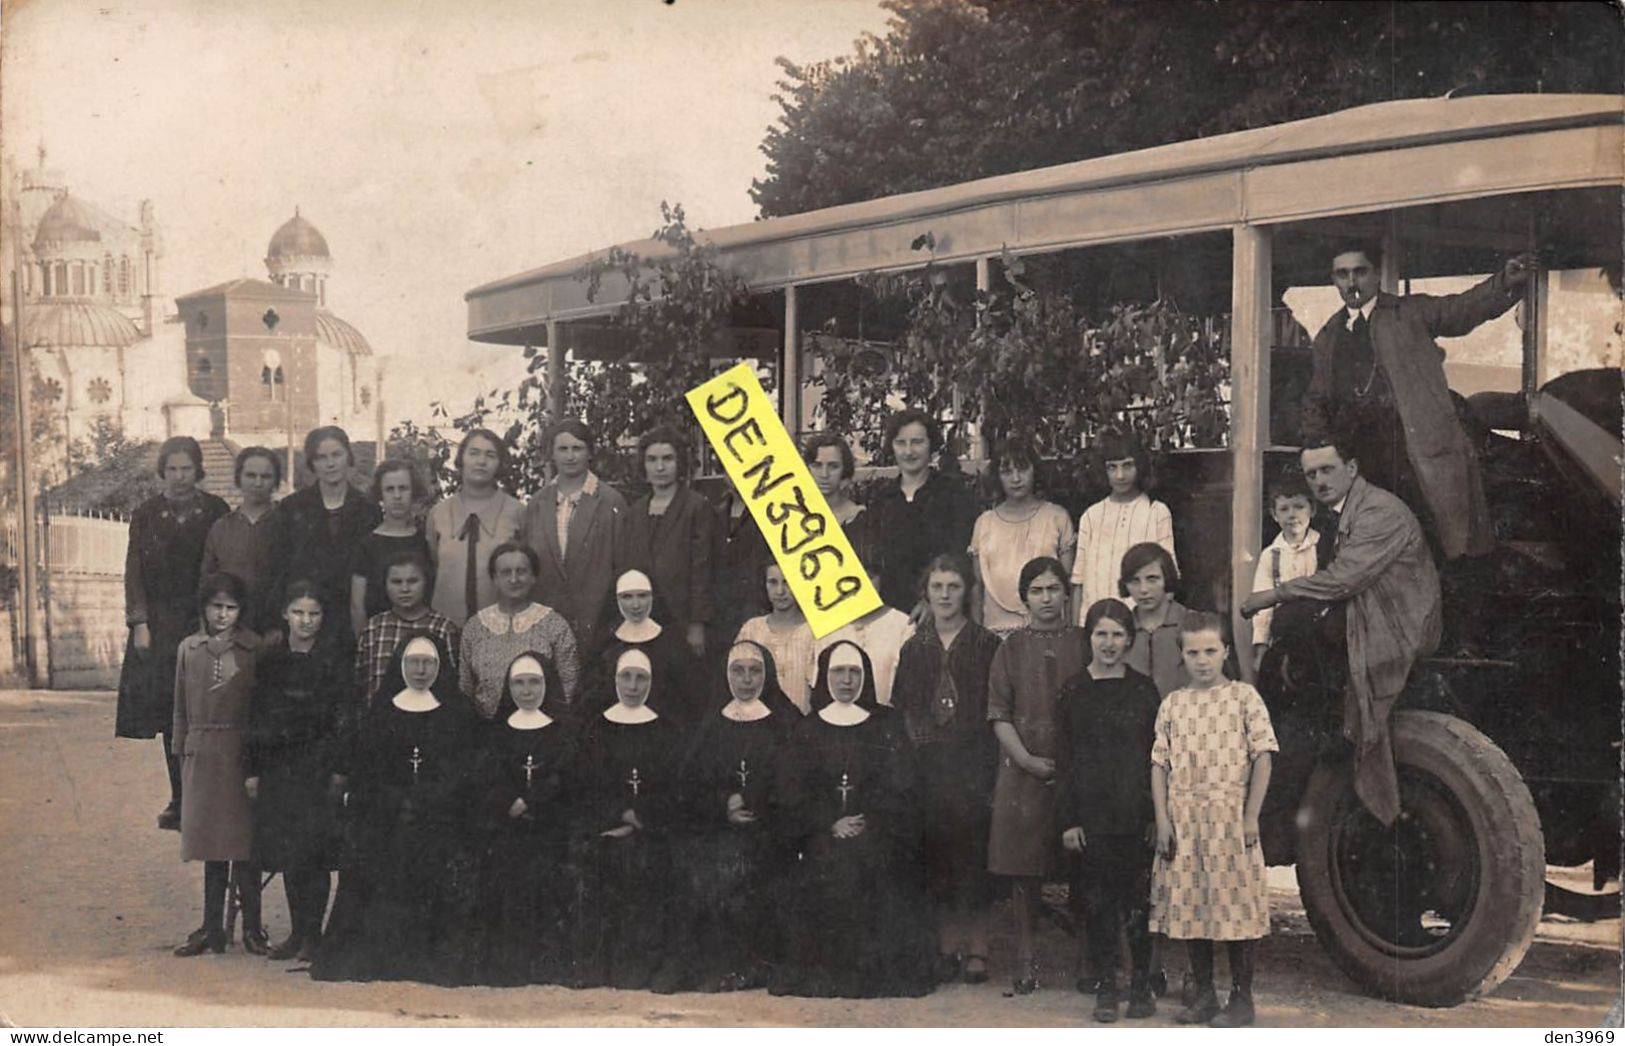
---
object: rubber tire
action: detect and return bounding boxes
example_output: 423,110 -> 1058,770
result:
1295,711 -> 1544,1007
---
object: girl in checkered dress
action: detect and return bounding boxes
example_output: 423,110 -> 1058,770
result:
1149,611 -> 1277,1028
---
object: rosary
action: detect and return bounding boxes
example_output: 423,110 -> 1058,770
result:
627,766 -> 642,798
735,758 -> 750,790
522,753 -> 538,789
408,745 -> 423,784
837,771 -> 853,813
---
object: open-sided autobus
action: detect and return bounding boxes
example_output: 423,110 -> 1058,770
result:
465,93 -> 1623,1006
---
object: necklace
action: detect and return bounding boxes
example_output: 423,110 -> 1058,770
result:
994,501 -> 1042,525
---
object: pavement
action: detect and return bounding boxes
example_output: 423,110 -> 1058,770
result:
0,688 -> 1618,1028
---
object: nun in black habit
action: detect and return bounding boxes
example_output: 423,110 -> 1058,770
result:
770,641 -> 938,999
651,640 -> 799,993
310,634 -> 479,985
569,646 -> 684,990
587,569 -> 702,726
471,651 -> 580,986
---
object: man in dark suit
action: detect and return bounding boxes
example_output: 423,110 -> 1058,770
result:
1300,242 -> 1534,562
1242,437 -> 1440,825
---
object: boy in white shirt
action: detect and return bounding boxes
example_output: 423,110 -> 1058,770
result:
1250,475 -> 1321,672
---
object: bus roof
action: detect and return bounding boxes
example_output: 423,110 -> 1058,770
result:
466,93 -> 1622,344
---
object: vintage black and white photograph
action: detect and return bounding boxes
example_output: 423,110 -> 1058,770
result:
0,0 -> 1620,1030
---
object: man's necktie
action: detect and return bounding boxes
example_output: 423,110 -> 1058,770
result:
462,512 -> 482,619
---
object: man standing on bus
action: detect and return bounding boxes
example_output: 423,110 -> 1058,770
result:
1300,244 -> 1535,563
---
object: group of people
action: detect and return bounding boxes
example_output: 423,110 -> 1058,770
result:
115,241 -> 1526,1026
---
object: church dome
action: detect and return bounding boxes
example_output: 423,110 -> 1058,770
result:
267,209 -> 330,261
33,193 -> 101,251
316,310 -> 373,356
22,299 -> 141,348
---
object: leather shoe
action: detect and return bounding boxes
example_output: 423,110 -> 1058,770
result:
156,802 -> 181,832
1209,990 -> 1256,1027
1093,984 -> 1120,1023
266,935 -> 303,960
1012,960 -> 1039,995
242,927 -> 271,956
173,927 -> 224,957
1175,987 -> 1221,1024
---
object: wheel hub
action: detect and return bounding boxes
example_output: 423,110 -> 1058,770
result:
1326,768 -> 1482,958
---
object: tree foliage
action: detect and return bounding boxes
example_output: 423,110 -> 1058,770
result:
753,0 -> 1623,217
813,243 -> 1228,493
390,204 -> 753,497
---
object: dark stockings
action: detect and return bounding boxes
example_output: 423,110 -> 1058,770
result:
1186,938 -> 1214,992
1227,939 -> 1255,998
1186,938 -> 1256,997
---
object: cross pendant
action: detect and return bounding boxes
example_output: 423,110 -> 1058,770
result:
627,766 -> 641,798
522,753 -> 538,789
409,745 -> 422,783
837,771 -> 852,813
735,759 -> 750,790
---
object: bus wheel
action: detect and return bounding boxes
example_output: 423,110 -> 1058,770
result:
1295,711 -> 1544,1006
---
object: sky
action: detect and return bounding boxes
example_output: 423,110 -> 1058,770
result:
0,0 -> 890,425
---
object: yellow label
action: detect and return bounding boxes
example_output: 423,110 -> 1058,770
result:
686,363 -> 881,639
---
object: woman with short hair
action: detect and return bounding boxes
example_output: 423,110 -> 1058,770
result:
621,425 -> 714,658
348,459 -> 431,636
201,445 -> 283,632
458,541 -> 580,718
265,426 -> 380,643
426,428 -> 525,627
117,435 -> 231,830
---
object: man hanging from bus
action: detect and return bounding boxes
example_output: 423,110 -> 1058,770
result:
1299,242 -> 1534,652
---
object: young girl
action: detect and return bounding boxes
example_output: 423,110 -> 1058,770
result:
1070,431 -> 1176,624
734,562 -> 817,714
1150,611 -> 1277,1028
893,553 -> 1001,984
1119,542 -> 1191,698
968,437 -> 1075,635
172,572 -> 263,956
1056,599 -> 1161,1021
987,556 -> 1088,993
350,460 -> 431,636
246,580 -> 349,961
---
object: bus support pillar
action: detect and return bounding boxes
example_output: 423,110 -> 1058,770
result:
546,319 -> 565,422
1230,224 -> 1272,683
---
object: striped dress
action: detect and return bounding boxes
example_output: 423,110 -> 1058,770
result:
1069,492 -> 1176,623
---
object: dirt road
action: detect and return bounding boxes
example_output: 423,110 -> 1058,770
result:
0,689 -> 1616,1028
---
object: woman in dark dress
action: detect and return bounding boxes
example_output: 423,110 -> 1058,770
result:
310,634 -> 478,985
471,651 -> 579,986
653,640 -> 798,993
588,569 -> 697,724
570,647 -> 682,990
348,459 -> 431,635
245,580 -> 350,962
892,553 -> 1002,984
267,426 -> 381,644
117,436 -> 230,830
771,641 -> 937,999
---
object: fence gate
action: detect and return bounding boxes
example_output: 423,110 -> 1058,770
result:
41,512 -> 130,690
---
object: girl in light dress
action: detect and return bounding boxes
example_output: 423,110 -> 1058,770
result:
1069,430 -> 1176,625
968,437 -> 1075,636
1150,611 -> 1278,1028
